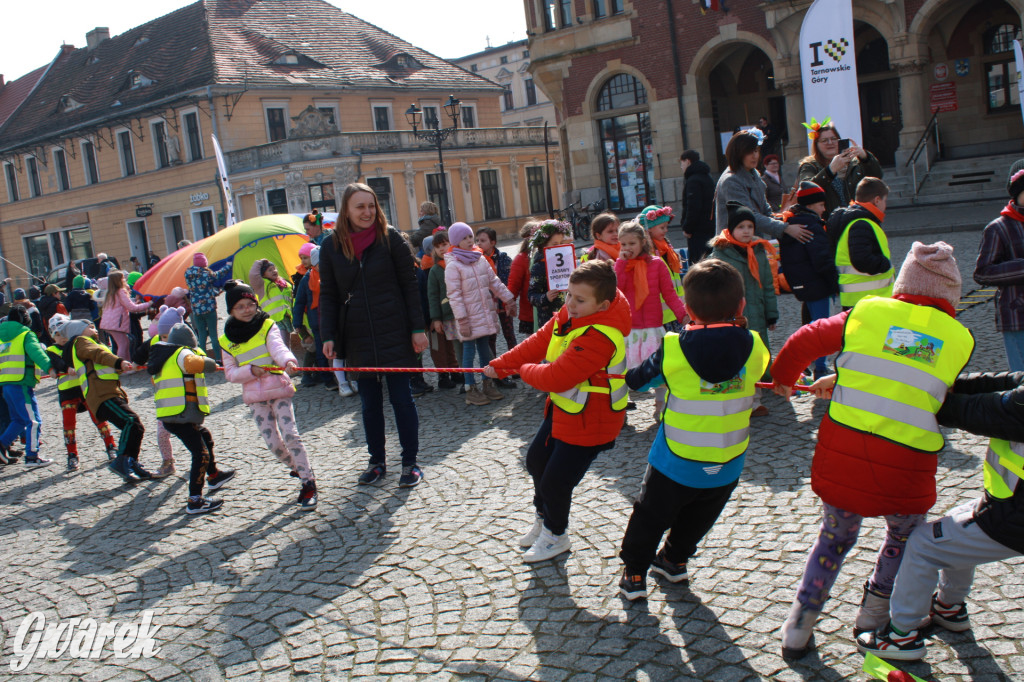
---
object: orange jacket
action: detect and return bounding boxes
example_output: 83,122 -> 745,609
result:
490,290 -> 632,446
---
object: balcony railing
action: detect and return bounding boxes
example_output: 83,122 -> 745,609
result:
227,127 -> 556,174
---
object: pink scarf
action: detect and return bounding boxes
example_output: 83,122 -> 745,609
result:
352,226 -> 378,259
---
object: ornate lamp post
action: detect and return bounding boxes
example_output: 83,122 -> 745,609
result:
405,95 -> 461,226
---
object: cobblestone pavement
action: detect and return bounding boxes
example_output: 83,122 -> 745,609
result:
1,229 -> 1021,681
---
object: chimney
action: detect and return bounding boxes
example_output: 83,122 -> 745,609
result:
60,43 -> 76,56
86,27 -> 110,52
0,76 -> 5,89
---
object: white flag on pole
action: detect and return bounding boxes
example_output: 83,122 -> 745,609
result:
1013,40 -> 1024,127
211,134 -> 237,227
799,0 -> 861,150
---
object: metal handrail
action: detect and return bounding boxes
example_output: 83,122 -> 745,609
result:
905,113 -> 940,195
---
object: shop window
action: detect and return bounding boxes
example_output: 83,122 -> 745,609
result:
527,166 -> 546,214
24,234 -> 51,279
480,169 -> 502,220
66,226 -> 93,261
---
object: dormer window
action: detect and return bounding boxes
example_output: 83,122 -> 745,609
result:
58,94 -> 83,113
134,36 -> 150,48
274,52 -> 300,65
88,55 -> 100,65
126,71 -> 154,90
395,55 -> 410,68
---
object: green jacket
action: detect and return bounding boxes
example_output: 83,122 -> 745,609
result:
709,242 -> 778,337
427,264 -> 454,322
0,320 -> 52,386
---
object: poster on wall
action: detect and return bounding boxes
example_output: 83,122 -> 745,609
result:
799,0 -> 862,149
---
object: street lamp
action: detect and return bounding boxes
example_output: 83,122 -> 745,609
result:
405,95 -> 461,226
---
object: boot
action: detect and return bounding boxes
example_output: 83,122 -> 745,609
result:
464,384 -> 491,406
854,582 -> 891,636
780,599 -> 822,660
481,378 -> 504,401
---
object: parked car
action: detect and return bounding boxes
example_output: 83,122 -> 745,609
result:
44,256 -> 121,288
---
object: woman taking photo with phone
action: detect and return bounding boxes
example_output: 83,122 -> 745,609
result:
797,122 -> 883,215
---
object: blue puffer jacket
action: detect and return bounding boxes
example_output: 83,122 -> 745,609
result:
780,206 -> 838,302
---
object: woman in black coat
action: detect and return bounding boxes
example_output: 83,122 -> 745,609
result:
320,183 -> 428,488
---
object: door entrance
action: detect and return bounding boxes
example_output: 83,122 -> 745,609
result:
859,78 -> 902,166
126,220 -> 150,269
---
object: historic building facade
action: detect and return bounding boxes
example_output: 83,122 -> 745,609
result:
453,40 -> 559,128
0,0 -> 562,284
526,0 -> 1024,212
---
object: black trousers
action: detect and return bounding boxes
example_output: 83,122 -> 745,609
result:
619,464 -> 738,572
525,412 -> 614,535
162,421 -> 217,498
95,397 -> 145,462
686,230 -> 713,266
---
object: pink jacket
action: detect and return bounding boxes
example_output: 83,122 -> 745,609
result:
100,288 -> 151,333
222,320 -> 297,404
614,255 -> 687,330
444,253 -> 515,340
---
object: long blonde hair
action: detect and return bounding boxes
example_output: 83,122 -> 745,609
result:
334,183 -> 389,260
102,271 -> 128,312
617,220 -> 651,257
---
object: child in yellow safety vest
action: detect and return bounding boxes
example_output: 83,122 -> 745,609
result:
147,318 -> 235,515
44,313 -> 118,472
0,305 -> 57,466
220,281 -> 318,510
57,318 -> 155,484
616,260 -> 770,601
249,259 -> 294,337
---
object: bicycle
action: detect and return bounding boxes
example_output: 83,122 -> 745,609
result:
555,199 -> 605,241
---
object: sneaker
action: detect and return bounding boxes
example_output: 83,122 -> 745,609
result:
349,381 -> 359,394
67,455 -> 80,472
465,384 -> 491,406
338,383 -> 355,398
519,513 -> 544,548
185,496 -> 223,515
128,458 -> 153,480
856,623 -> 926,661
523,527 -> 571,562
619,568 -> 647,601
24,456 -> 53,468
398,464 -> 423,488
650,552 -> 688,584
106,445 -> 118,461
0,444 -> 10,465
297,480 -> 318,510
358,463 -> 386,485
930,594 -> 970,632
207,467 -> 236,491
410,377 -> 433,398
108,456 -> 139,483
155,462 -> 176,478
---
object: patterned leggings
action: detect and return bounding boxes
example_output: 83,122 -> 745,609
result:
249,398 -> 315,483
796,501 -> 925,610
60,397 -> 116,457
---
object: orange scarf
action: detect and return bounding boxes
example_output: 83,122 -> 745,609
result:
421,254 -> 434,270
483,248 -> 497,273
309,268 -> 321,310
716,229 -> 776,282
624,256 -> 650,309
652,237 -> 681,275
592,240 -> 620,260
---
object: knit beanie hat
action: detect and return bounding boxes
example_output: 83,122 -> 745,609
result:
48,312 -> 70,336
57,319 -> 90,340
224,280 -> 259,312
13,288 -> 26,301
157,305 -> 186,337
422,236 -> 434,254
726,201 -> 757,230
28,286 -> 40,300
73,275 -> 87,290
893,241 -> 962,310
447,222 -> 474,248
637,205 -> 673,231
1008,165 -> 1024,200
193,252 -> 209,268
310,246 -> 321,268
127,271 -> 143,288
167,322 -> 198,348
298,242 -> 315,259
796,181 -> 827,207
7,305 -> 29,327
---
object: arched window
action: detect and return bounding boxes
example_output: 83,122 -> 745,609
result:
983,23 -> 1022,112
595,75 -> 655,211
984,23 -> 1021,54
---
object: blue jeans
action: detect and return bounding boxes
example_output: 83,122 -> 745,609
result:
805,297 -> 832,374
193,310 -> 222,363
1003,330 -> 1024,372
1,385 -> 41,457
461,337 -> 492,386
357,373 -> 419,467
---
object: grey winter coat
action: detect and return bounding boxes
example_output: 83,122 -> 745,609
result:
714,167 -> 788,238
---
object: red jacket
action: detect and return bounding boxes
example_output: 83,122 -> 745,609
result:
771,294 -> 962,517
507,251 -> 533,323
490,290 -> 632,446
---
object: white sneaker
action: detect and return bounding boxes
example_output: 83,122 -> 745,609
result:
349,381 -> 359,394
338,383 -> 355,398
523,526 -> 571,562
519,513 -> 544,548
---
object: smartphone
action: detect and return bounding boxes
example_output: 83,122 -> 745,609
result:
838,138 -> 851,152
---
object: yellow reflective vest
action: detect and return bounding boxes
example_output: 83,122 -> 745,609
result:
0,331 -> 29,383
219,318 -> 283,374
984,439 -> 1024,500
262,280 -> 292,324
71,339 -> 119,396
661,330 -> 769,463
544,323 -> 627,414
835,216 -> 894,307
47,344 -> 81,391
152,347 -> 210,418
829,297 -> 974,452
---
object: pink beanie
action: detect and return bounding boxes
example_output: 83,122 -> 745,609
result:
299,242 -> 315,258
893,241 -> 962,310
157,305 -> 186,336
193,252 -> 209,267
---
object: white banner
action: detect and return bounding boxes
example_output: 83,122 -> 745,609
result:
799,0 -> 861,150
1014,40 -> 1024,127
211,134 -> 238,227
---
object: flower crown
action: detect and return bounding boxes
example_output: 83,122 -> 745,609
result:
305,209 -> 323,227
801,116 -> 832,141
529,220 -> 572,251
638,205 -> 673,227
